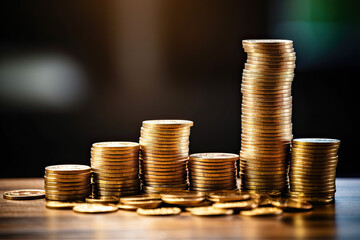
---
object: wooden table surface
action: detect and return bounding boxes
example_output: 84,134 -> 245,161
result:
0,178 -> 360,240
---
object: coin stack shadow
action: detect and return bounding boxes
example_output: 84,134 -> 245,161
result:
189,153 -> 239,192
289,138 -> 340,204
139,120 -> 193,193
44,165 -> 91,201
91,142 -> 140,197
240,39 -> 295,194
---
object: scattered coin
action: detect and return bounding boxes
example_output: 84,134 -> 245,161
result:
207,191 -> 251,202
46,200 -> 83,209
188,206 -> 233,217
3,189 -> 45,200
136,207 -> 182,216
86,196 -> 120,204
271,198 -> 312,211
73,203 -> 118,214
240,207 -> 283,216
212,200 -> 258,210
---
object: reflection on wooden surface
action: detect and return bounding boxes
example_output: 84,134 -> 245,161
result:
0,178 -> 359,239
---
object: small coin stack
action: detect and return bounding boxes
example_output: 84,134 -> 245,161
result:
91,142 -> 140,198
289,138 -> 340,204
240,39 -> 295,194
189,153 -> 239,192
139,120 -> 193,193
44,165 -> 91,201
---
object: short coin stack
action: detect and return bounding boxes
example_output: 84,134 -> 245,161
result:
91,142 -> 140,198
240,39 -> 295,194
289,138 -> 340,204
189,153 -> 239,192
139,120 -> 193,193
44,165 -> 91,201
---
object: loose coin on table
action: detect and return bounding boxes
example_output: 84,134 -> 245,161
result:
3,189 -> 45,200
240,207 -> 283,216
46,200 -> 83,209
188,206 -> 234,217
73,203 -> 118,214
136,207 -> 182,216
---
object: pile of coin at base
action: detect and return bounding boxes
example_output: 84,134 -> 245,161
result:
91,142 -> 140,198
240,39 -> 295,194
139,120 -> 193,193
289,138 -> 340,204
189,153 -> 239,192
44,165 -> 91,201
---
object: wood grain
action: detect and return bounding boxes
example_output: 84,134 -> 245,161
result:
0,178 -> 360,239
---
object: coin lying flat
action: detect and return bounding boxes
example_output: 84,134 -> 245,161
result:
240,207 -> 283,216
213,200 -> 257,210
271,198 -> 312,211
45,165 -> 91,174
86,196 -> 120,204
188,206 -> 233,216
136,207 -> 181,216
3,189 -> 45,200
207,191 -> 251,202
46,200 -> 83,209
122,200 -> 162,209
117,203 -> 139,211
73,203 -> 118,214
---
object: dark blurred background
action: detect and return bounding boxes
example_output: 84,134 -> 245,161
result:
0,0 -> 359,177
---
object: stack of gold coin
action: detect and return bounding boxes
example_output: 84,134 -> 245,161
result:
139,120 -> 193,193
44,165 -> 91,201
189,153 -> 239,192
240,39 -> 295,194
289,138 -> 340,204
90,142 -> 140,197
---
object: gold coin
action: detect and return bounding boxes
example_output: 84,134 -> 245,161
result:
243,39 -> 293,45
45,165 -> 91,174
44,176 -> 91,183
86,196 -> 119,204
45,200 -> 83,209
45,189 -> 91,195
142,120 -> 193,128
240,207 -> 283,216
161,197 -> 205,207
212,200 -> 257,210
188,206 -> 233,216
91,153 -> 139,159
117,204 -> 138,211
120,194 -> 161,203
91,148 -> 139,155
3,189 -> 45,200
121,200 -> 162,209
73,203 -> 118,213
92,141 -> 139,150
207,191 -> 251,202
44,173 -> 91,179
45,194 -> 88,201
136,207 -> 181,216
44,185 -> 91,191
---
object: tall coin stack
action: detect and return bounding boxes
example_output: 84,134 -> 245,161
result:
289,138 -> 340,204
189,153 -> 239,192
44,165 -> 91,201
240,39 -> 295,194
139,120 -> 193,193
91,142 -> 140,197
